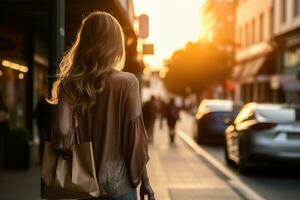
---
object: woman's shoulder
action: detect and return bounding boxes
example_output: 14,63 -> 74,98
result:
110,70 -> 138,87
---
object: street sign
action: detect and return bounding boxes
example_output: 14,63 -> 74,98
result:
138,14 -> 149,39
143,43 -> 154,55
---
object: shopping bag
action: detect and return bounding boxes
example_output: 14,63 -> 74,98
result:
41,140 -> 100,199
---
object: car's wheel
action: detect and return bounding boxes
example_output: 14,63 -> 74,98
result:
238,140 -> 249,174
224,141 -> 235,166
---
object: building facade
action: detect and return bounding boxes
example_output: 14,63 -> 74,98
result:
233,0 -> 275,104
201,0 -> 236,99
118,0 -> 136,25
273,0 -> 300,104
0,0 -> 141,137
202,0 -> 236,48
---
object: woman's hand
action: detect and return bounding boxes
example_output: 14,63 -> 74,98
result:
140,181 -> 155,200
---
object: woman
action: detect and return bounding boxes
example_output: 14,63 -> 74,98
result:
49,12 -> 155,200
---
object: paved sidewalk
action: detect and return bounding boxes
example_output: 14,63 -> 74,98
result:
0,115 -> 242,200
147,119 -> 243,200
0,148 -> 41,200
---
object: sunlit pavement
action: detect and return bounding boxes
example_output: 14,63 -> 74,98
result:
148,121 -> 242,200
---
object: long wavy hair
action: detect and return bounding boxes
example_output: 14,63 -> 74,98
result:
49,11 -> 126,113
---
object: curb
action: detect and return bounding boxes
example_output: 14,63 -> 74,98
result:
177,130 -> 266,200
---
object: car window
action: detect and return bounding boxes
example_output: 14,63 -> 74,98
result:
256,107 -> 300,122
198,101 -> 233,114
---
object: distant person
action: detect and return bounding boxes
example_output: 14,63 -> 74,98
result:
0,91 -> 9,166
35,94 -> 52,162
47,12 -> 154,200
166,98 -> 180,143
156,96 -> 166,129
143,96 -> 158,143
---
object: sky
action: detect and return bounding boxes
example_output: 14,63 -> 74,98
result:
133,0 -> 206,69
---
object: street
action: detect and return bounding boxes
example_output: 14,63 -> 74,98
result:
2,113 -> 300,200
178,112 -> 300,200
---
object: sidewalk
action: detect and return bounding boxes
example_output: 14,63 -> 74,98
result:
0,150 -> 40,200
147,117 -> 243,200
0,115 -> 243,200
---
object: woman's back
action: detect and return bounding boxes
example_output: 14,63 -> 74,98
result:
53,70 -> 148,198
81,71 -> 145,197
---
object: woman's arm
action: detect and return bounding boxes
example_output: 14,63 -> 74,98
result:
140,166 -> 155,200
141,166 -> 150,184
122,75 -> 155,199
51,90 -> 75,156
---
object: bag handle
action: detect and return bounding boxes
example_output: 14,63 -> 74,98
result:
73,111 -> 80,145
72,109 -> 93,143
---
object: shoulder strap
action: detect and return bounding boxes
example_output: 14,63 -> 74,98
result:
73,109 -> 93,142
72,110 -> 80,144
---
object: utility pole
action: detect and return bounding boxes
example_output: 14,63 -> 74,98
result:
49,0 -> 65,93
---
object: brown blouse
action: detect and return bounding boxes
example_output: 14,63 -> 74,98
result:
51,70 -> 149,198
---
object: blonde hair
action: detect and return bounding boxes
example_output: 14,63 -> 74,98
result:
49,11 -> 126,113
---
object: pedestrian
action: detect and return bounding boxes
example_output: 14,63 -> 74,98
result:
0,90 -> 10,166
47,12 -> 155,200
142,96 -> 157,143
156,96 -> 167,129
35,94 -> 52,163
166,98 -> 180,143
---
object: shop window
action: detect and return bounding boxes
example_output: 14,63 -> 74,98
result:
270,7 -> 274,38
245,23 -> 249,47
252,19 -> 256,44
239,26 -> 244,48
259,13 -> 264,42
281,0 -> 287,23
294,0 -> 300,17
284,46 -> 300,69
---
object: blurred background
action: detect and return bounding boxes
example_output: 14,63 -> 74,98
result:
0,0 -> 300,199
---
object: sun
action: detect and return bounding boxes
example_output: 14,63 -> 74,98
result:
133,0 -> 207,70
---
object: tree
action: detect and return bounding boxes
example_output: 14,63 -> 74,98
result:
164,41 -> 230,96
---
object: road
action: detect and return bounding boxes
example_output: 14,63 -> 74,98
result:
178,112 -> 300,200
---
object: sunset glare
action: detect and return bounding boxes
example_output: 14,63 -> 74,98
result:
134,0 -> 206,69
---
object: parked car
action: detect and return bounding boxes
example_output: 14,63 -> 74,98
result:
193,99 -> 239,144
225,103 -> 300,174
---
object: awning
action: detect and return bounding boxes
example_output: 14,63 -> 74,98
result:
240,57 -> 266,83
280,74 -> 300,92
233,56 -> 267,83
232,64 -> 244,79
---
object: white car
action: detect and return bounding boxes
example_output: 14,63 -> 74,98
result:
225,103 -> 300,173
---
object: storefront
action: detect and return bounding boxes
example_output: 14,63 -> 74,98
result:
0,0 -> 142,135
276,28 -> 300,105
0,27 -> 29,130
232,51 -> 276,104
0,0 -> 141,168
280,74 -> 300,104
2,0 -> 51,142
